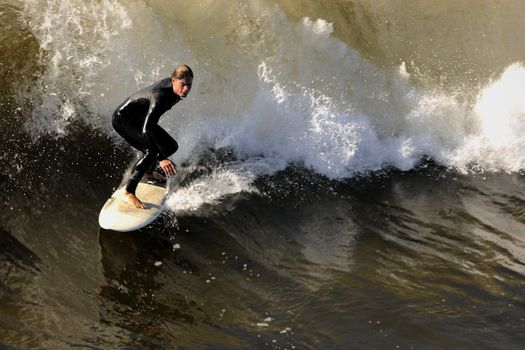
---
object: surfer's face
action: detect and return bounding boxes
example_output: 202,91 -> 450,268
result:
172,77 -> 192,98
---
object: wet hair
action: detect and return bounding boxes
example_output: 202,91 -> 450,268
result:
171,64 -> 194,80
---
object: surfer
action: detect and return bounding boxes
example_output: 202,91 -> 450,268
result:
112,64 -> 193,208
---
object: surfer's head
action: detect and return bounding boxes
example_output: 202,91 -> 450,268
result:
171,64 -> 193,98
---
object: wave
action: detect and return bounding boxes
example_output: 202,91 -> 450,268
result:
10,0 -> 525,212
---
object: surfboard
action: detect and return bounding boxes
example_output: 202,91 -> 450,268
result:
99,179 -> 173,232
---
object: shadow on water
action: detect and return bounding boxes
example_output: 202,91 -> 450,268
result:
0,227 -> 41,272
0,227 -> 43,349
96,205 -> 302,349
98,228 -> 187,349
96,220 -> 271,350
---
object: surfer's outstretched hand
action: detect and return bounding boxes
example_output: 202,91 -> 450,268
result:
159,159 -> 177,177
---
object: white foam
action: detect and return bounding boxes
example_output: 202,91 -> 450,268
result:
166,168 -> 254,214
461,63 -> 525,172
20,0 -> 525,212
166,157 -> 284,213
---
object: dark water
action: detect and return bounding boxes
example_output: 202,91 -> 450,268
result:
2,0 -> 525,349
1,133 -> 524,349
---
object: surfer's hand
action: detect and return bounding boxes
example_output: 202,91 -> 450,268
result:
159,159 -> 177,176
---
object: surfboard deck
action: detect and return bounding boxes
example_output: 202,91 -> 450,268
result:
99,180 -> 171,232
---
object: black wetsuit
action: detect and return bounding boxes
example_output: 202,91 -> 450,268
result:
112,78 -> 180,194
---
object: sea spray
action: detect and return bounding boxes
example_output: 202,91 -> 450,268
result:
465,63 -> 525,172
17,0 -> 525,214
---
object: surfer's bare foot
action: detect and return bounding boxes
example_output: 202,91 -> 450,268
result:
124,191 -> 144,209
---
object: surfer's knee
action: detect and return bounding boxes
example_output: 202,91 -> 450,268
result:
139,150 -> 159,166
163,139 -> 178,157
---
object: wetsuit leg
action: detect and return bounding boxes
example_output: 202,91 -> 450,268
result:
126,126 -> 178,193
113,115 -> 178,194
152,125 -> 179,158
112,116 -> 152,193
126,151 -> 158,193
144,126 -> 179,175
112,115 -> 147,153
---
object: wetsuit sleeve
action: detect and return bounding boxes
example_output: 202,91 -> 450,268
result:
141,94 -> 166,158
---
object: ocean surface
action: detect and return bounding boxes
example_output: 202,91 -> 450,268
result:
1,0 -> 525,349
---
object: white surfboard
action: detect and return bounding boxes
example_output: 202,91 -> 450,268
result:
99,180 -> 173,232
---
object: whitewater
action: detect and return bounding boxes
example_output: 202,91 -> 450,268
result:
16,0 -> 525,213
